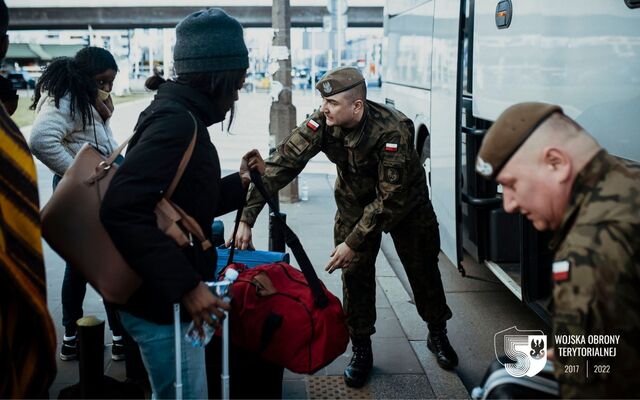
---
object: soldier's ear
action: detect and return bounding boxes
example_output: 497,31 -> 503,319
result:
353,99 -> 364,113
543,147 -> 571,183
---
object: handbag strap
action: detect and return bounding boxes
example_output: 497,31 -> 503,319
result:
100,112 -> 197,179
165,112 -> 198,199
227,171 -> 329,308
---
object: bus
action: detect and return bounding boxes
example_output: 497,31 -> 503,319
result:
383,0 -> 640,322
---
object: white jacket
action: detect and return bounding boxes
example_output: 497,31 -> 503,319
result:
29,93 -> 118,177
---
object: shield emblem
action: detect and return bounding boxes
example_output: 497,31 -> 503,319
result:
494,326 -> 547,378
386,167 -> 399,183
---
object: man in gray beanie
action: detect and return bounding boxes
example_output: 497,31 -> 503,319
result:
174,8 -> 249,74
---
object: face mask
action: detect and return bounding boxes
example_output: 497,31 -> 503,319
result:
97,89 -> 110,101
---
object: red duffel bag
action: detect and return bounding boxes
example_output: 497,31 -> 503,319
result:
226,262 -> 349,374
220,171 -> 349,374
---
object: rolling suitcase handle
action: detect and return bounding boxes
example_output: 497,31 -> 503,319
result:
173,303 -> 183,400
226,171 -> 329,309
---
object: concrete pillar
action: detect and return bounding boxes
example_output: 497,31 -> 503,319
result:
327,0 -> 347,68
270,0 -> 299,203
162,28 -> 173,79
148,29 -> 154,77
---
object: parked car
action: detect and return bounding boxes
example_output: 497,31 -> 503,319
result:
292,66 -> 310,89
7,71 -> 36,90
242,71 -> 271,92
308,68 -> 328,88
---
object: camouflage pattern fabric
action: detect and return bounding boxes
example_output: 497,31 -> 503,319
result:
549,150 -> 640,398
242,100 -> 452,337
335,201 -> 452,337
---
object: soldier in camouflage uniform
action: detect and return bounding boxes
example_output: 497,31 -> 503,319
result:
235,66 -> 458,388
477,102 -> 640,398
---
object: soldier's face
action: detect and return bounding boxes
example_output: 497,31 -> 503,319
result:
497,157 -> 569,231
320,92 -> 359,128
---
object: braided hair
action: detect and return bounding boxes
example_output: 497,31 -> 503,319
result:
30,47 -> 118,129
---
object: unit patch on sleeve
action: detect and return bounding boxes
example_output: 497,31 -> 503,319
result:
306,119 -> 320,132
552,260 -> 571,282
384,166 -> 402,184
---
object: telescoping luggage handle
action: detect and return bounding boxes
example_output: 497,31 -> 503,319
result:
226,171 -> 329,309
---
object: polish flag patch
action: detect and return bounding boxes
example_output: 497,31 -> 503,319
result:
385,143 -> 398,152
552,260 -> 570,282
306,119 -> 320,131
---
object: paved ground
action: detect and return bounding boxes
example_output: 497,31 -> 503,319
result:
26,88 -> 545,399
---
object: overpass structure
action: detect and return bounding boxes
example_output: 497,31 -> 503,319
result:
8,6 -> 383,30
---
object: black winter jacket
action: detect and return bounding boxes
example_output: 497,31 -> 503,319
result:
101,81 -> 246,324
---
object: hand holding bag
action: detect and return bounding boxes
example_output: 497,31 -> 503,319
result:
41,112 -> 210,304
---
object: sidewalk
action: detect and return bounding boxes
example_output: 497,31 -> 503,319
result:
45,170 -> 468,399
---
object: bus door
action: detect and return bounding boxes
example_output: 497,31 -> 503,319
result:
430,0 -> 464,271
459,0 -> 553,321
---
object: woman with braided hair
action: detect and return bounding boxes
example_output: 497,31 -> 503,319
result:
28,46 -> 125,362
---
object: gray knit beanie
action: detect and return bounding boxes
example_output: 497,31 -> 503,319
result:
174,8 -> 249,74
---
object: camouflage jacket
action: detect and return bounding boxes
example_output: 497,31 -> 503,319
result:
241,100 -> 429,250
549,150 -> 640,398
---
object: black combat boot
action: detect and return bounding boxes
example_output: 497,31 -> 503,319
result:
427,329 -> 458,370
343,337 -> 373,388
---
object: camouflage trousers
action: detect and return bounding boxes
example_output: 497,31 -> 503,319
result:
335,201 -> 453,339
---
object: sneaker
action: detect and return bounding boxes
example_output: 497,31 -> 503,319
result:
111,336 -> 125,361
60,335 -> 77,361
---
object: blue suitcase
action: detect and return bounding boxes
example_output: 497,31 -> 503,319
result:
215,247 -> 289,277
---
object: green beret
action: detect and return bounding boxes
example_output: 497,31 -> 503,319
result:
476,102 -> 563,179
315,66 -> 365,97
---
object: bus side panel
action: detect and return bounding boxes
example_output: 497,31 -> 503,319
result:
382,0 -> 435,161
384,83 -> 432,143
430,0 -> 462,265
384,1 -> 435,90
473,0 -> 640,162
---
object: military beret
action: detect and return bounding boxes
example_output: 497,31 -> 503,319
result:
476,102 -> 563,179
316,66 -> 365,97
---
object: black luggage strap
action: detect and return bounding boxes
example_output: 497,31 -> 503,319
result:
226,171 -> 329,309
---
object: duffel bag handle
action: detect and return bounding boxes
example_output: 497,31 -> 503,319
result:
227,171 -> 329,309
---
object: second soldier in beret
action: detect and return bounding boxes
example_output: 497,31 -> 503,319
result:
477,102 -> 640,398
235,66 -> 458,387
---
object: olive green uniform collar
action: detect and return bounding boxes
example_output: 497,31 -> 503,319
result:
549,149 -> 609,251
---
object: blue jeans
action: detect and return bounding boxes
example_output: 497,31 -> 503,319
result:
119,311 -> 207,400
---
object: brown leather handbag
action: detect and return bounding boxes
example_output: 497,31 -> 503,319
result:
41,112 -> 211,304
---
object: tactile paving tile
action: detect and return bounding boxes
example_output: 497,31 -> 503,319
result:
305,376 -> 373,400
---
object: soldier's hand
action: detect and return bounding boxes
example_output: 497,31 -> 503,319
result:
226,221 -> 255,250
325,242 -> 356,274
239,149 -> 265,189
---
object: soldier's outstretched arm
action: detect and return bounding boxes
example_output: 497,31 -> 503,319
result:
241,112 -> 324,227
